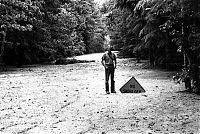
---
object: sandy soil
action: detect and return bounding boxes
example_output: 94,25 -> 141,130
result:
0,53 -> 199,134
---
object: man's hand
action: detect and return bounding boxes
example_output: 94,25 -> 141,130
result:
114,60 -> 117,69
104,65 -> 108,69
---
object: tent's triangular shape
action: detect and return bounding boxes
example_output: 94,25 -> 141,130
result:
120,77 -> 145,93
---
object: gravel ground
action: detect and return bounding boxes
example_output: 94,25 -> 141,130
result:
0,53 -> 199,134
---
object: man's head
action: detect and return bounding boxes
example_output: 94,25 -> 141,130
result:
107,45 -> 112,53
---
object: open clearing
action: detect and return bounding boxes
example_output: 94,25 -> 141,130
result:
0,53 -> 199,134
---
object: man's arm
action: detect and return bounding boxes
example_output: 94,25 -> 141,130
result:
101,55 -> 105,68
114,54 -> 117,69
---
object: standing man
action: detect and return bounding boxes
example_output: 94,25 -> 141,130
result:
101,45 -> 117,94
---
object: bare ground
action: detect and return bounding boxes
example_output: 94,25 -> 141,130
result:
0,53 -> 199,134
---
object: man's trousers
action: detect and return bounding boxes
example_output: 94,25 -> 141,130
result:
105,65 -> 115,92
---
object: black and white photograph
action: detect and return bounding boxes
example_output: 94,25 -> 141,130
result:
0,0 -> 199,133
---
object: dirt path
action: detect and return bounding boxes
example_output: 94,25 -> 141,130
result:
0,53 -> 199,134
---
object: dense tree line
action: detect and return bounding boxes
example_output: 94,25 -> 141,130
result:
105,0 -> 200,65
0,0 -> 105,66
104,0 -> 200,94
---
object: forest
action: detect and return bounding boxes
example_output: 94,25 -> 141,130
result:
0,0 -> 106,66
103,0 -> 200,94
0,0 -> 200,94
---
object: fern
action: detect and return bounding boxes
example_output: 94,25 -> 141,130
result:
143,29 -> 158,42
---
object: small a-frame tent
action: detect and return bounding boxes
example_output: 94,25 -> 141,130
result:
119,77 -> 145,93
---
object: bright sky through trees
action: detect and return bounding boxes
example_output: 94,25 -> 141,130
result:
94,0 -> 107,5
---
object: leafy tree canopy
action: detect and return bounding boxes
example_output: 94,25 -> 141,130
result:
0,0 -> 106,66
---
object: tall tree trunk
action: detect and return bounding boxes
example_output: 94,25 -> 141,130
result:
191,0 -> 200,94
136,35 -> 140,63
149,44 -> 155,67
0,31 -> 6,68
